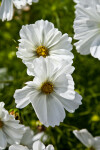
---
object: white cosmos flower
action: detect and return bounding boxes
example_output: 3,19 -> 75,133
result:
0,0 -> 39,21
73,0 -> 99,7
33,132 -> 48,143
73,129 -> 100,150
73,0 -> 79,3
74,0 -> 100,60
9,140 -> 54,150
20,127 -> 34,149
16,20 -> 73,70
0,102 -> 24,150
0,68 -> 13,89
21,126 -> 48,148
14,57 -> 82,127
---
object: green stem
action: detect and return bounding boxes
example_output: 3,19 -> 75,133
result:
0,80 -> 13,83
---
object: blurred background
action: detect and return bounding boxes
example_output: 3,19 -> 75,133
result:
0,0 -> 100,149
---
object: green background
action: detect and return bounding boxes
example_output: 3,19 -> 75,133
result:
0,0 -> 100,149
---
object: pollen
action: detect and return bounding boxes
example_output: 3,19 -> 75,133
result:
0,120 -> 3,128
41,82 -> 53,94
36,46 -> 48,58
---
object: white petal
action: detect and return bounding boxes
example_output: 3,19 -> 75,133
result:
74,30 -> 99,55
73,129 -> 94,148
32,0 -> 39,3
33,57 -> 47,81
13,0 -> 27,9
32,57 -> 57,82
46,145 -> 54,150
60,74 -> 75,100
0,102 -> 5,117
19,24 -> 41,46
3,123 -> 24,145
9,144 -> 29,150
49,34 -> 72,51
21,127 -> 34,149
0,108 -> 9,122
46,94 -> 65,127
0,0 -> 13,21
30,92 -> 48,125
30,92 -> 65,127
32,140 -> 45,150
93,137 -> 100,150
54,74 -> 68,93
90,34 -> 100,60
73,0 -> 79,3
55,92 -> 82,113
14,86 -> 32,108
0,129 -> 7,149
33,132 -> 47,142
0,102 -> 5,108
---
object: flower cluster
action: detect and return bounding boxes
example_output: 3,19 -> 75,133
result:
0,101 -> 53,149
14,19 -> 82,127
9,140 -> 54,150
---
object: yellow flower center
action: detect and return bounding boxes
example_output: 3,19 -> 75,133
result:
36,46 -> 48,58
41,82 -> 53,94
0,120 -> 3,128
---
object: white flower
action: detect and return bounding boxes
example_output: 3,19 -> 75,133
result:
33,132 -> 48,143
9,144 -> 29,150
20,127 -> 34,149
0,68 -> 13,89
16,19 -> 73,70
0,0 -> 39,21
9,140 -> 54,150
73,0 -> 79,3
0,102 -> 24,150
21,126 -> 48,148
14,57 -> 82,127
73,0 -> 98,7
32,140 -> 54,150
74,0 -> 100,60
73,129 -> 100,150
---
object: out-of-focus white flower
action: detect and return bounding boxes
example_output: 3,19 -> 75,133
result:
73,0 -> 99,8
20,126 -> 48,148
0,102 -> 24,150
9,140 -> 54,150
33,132 -> 48,143
74,0 -> 100,60
0,0 -> 39,21
73,0 -> 79,3
14,57 -> 82,127
73,129 -> 100,150
0,68 -> 13,89
20,127 -> 34,149
9,144 -> 29,150
17,19 -> 73,71
32,140 -> 54,150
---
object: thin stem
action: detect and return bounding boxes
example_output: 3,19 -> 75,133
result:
0,80 -> 13,83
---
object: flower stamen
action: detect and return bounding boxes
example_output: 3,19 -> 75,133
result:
41,82 -> 53,94
36,46 -> 48,58
0,120 -> 3,128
